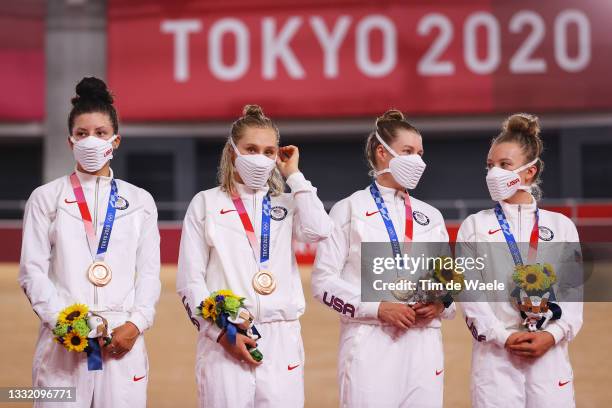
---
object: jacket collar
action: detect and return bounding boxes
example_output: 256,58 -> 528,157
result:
499,195 -> 537,217
74,166 -> 114,187
373,180 -> 406,201
234,181 -> 270,199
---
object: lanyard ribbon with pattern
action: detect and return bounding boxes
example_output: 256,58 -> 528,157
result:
494,203 -> 539,266
69,173 -> 118,263
369,182 -> 413,260
231,194 -> 271,269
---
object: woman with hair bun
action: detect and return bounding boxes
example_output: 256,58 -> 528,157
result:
19,77 -> 161,407
457,113 -> 583,407
312,109 -> 454,407
176,104 -> 331,407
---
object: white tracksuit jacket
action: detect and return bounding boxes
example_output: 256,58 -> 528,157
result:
312,182 -> 455,408
176,172 -> 331,408
457,198 -> 583,408
19,168 -> 161,408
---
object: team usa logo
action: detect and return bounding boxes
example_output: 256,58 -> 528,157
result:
115,196 -> 129,210
322,292 -> 355,318
181,296 -> 200,331
465,316 -> 486,342
538,226 -> 554,241
270,206 -> 288,221
412,211 -> 430,226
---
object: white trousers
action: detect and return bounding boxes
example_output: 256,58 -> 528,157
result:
471,340 -> 575,408
338,323 -> 444,408
196,320 -> 305,408
32,312 -> 148,408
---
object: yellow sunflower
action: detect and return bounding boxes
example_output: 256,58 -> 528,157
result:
514,265 -> 548,291
451,271 -> 465,289
58,304 -> 89,325
216,289 -> 240,299
63,332 -> 88,352
201,298 -> 218,321
433,257 -> 464,287
542,263 -> 557,284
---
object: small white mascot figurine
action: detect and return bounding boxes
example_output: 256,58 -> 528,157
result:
519,290 -> 554,332
87,312 -> 111,345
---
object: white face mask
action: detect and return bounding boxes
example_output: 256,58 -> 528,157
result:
485,158 -> 538,202
229,138 -> 277,190
374,132 -> 426,190
70,135 -> 117,173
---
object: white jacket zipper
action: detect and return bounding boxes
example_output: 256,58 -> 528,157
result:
253,192 -> 261,321
518,204 -> 522,239
93,177 -> 100,307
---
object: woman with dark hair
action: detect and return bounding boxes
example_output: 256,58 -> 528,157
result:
19,77 -> 161,408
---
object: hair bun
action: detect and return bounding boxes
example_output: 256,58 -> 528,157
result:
504,113 -> 540,139
242,104 -> 266,120
376,109 -> 405,126
72,77 -> 113,106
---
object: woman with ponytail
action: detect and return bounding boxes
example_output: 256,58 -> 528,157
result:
176,105 -> 331,407
457,113 -> 583,407
311,109 -> 455,407
19,77 -> 161,407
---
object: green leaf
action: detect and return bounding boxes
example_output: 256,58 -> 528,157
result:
72,319 -> 90,337
53,323 -> 69,337
223,297 -> 241,314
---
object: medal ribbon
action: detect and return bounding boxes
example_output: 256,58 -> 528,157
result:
69,173 -> 118,263
494,203 -> 539,266
231,193 -> 271,270
86,340 -> 103,371
369,182 -> 413,260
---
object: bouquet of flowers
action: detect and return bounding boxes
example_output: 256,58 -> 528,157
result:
52,304 -> 111,370
197,290 -> 263,362
512,263 -> 561,332
397,256 -> 464,305
431,256 -> 465,297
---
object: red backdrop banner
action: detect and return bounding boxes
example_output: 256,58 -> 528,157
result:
108,0 -> 612,120
0,11 -> 44,121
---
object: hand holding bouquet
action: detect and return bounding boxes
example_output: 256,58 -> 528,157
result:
52,304 -> 111,370
197,290 -> 263,362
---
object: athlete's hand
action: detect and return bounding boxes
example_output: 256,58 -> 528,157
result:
218,332 -> 262,367
276,145 -> 300,178
504,332 -> 525,348
106,322 -> 139,359
377,302 -> 416,329
412,302 -> 445,322
506,331 -> 555,358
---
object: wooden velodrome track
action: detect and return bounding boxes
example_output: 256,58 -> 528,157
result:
0,263 -> 610,407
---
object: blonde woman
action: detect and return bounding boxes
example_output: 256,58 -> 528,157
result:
177,105 -> 331,407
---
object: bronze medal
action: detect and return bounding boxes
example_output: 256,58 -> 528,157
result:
252,269 -> 276,295
88,261 -> 112,287
391,277 -> 413,302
